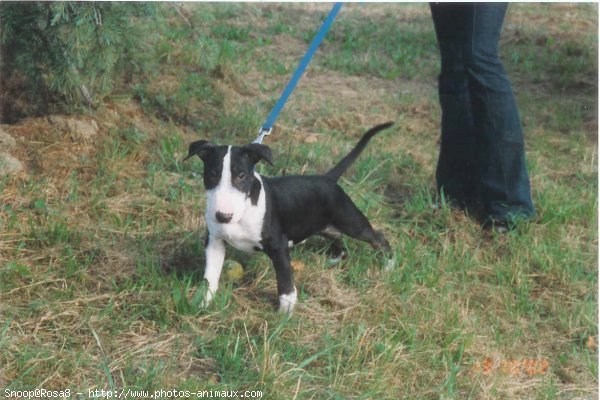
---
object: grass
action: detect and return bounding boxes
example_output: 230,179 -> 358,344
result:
0,3 -> 597,399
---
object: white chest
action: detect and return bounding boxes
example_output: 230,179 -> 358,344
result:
214,219 -> 263,252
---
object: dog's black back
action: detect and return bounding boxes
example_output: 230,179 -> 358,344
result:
263,121 -> 394,245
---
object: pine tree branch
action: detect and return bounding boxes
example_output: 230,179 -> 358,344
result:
172,3 -> 200,40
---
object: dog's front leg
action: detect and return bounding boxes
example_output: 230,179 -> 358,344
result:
203,235 -> 226,307
264,239 -> 297,313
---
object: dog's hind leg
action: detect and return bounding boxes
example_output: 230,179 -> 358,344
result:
331,197 -> 395,270
340,224 -> 395,271
319,226 -> 345,265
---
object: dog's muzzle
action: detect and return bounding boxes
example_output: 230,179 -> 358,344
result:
215,211 -> 233,224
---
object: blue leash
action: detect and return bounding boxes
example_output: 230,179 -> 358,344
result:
254,2 -> 343,144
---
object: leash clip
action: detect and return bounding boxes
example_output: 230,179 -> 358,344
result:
253,126 -> 272,144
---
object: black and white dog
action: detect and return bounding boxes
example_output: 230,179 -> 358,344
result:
184,122 -> 394,313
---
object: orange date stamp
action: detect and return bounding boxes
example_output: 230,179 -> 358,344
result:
472,357 -> 550,377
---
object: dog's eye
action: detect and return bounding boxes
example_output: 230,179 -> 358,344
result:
208,170 -> 219,178
237,172 -> 247,180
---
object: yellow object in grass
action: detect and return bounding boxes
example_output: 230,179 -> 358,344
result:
223,260 -> 244,282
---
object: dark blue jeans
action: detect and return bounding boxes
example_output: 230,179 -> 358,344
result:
430,3 -> 535,223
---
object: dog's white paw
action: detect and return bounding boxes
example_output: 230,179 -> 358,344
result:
384,257 -> 396,272
200,286 -> 214,308
326,251 -> 346,266
278,287 -> 297,313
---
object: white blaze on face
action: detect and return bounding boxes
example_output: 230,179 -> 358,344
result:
205,146 -> 248,224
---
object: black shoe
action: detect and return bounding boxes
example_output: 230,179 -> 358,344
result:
482,210 -> 535,234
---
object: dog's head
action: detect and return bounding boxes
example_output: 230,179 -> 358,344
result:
185,141 -> 272,224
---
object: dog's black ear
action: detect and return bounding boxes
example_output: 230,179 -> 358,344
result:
242,143 -> 273,166
184,140 -> 213,162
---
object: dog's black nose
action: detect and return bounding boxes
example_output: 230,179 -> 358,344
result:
215,211 -> 233,224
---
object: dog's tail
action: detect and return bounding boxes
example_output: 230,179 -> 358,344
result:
325,122 -> 394,181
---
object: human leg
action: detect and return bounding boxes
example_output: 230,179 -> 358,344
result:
465,3 -> 536,224
430,3 -> 479,207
